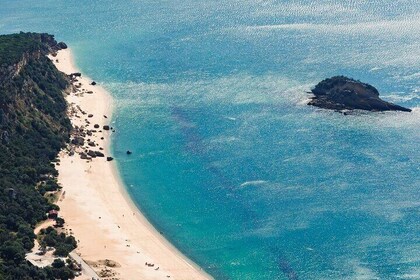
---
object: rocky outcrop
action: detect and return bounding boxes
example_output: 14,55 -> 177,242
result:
71,136 -> 85,146
56,42 -> 67,50
308,76 -> 411,112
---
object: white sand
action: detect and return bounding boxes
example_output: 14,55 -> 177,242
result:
52,49 -> 212,280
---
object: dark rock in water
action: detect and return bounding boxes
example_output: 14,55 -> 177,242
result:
103,125 -> 110,130
56,42 -> 67,49
106,156 -> 113,161
90,81 -> 97,85
308,76 -> 411,112
126,150 -> 132,155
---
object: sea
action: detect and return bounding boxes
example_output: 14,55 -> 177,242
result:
1,1 -> 419,279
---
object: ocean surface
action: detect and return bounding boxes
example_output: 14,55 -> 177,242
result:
1,1 -> 419,279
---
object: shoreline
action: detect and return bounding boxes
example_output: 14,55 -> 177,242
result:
52,49 -> 212,280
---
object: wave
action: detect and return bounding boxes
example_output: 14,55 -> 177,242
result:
240,180 -> 268,187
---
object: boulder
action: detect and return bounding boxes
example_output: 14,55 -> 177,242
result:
87,150 -> 97,158
95,151 -> 105,157
80,153 -> 90,160
126,150 -> 132,155
94,124 -> 100,128
71,136 -> 84,146
106,157 -> 114,161
90,81 -> 97,85
103,125 -> 110,130
56,42 -> 67,49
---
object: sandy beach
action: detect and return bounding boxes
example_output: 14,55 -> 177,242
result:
52,49 -> 212,280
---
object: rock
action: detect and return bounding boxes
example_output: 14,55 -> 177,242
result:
71,136 -> 84,146
126,150 -> 132,155
95,151 -> 105,157
80,153 -> 90,160
94,124 -> 100,128
104,115 -> 108,118
86,91 -> 93,94
90,81 -> 97,85
106,157 -> 114,161
70,72 -> 82,77
88,114 -> 93,118
309,76 -> 412,112
103,125 -> 110,130
87,150 -> 97,158
56,42 -> 67,49
88,141 -> 95,147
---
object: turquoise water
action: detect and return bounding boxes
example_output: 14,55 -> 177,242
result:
1,1 -> 419,279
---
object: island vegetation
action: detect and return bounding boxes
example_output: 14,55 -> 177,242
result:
0,32 -> 76,279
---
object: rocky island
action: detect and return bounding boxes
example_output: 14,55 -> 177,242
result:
308,76 -> 411,112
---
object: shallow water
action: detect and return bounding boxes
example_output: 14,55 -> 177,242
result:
1,1 -> 419,279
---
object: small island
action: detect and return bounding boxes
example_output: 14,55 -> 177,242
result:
308,76 -> 411,112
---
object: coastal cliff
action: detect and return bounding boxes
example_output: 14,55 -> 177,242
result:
308,76 -> 412,112
0,33 -> 76,279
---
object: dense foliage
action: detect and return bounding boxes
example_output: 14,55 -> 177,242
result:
0,33 -> 58,67
0,32 -> 73,279
39,227 -> 77,257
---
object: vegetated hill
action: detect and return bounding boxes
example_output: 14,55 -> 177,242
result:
0,32 -> 75,279
308,76 -> 411,112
